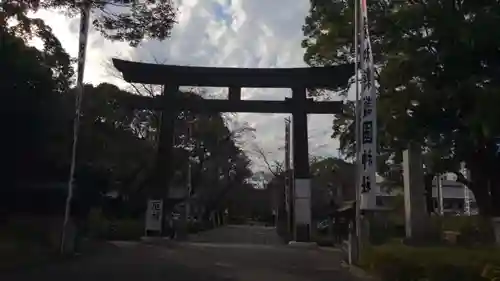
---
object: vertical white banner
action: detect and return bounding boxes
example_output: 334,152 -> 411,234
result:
284,118 -> 291,213
145,199 -> 163,232
359,0 -> 377,209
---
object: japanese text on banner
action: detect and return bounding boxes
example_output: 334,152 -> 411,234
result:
359,0 -> 377,209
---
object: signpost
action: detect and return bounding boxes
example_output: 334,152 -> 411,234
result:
145,199 -> 164,234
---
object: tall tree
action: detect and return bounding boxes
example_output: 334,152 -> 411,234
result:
0,18 -> 73,187
1,0 -> 176,47
106,89 -> 255,216
302,0 -> 500,216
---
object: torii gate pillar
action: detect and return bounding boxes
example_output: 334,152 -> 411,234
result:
291,87 -> 312,242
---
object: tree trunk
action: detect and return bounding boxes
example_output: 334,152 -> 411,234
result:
468,146 -> 500,244
489,172 -> 500,216
467,154 -> 492,217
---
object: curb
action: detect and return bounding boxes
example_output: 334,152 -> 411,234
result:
340,261 -> 379,281
287,241 -> 319,248
317,246 -> 342,252
140,236 -> 178,247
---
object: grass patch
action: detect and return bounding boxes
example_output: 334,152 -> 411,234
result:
87,210 -> 143,241
0,217 -> 60,271
360,243 -> 500,281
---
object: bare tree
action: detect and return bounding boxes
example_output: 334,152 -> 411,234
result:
102,55 -> 165,98
250,144 -> 284,177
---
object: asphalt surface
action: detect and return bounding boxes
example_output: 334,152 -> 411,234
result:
1,225 -> 365,281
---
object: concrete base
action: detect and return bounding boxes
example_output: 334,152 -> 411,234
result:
140,236 -> 173,244
141,236 -> 166,241
287,241 -> 318,248
295,223 -> 311,242
340,261 -> 379,281
144,230 -> 162,237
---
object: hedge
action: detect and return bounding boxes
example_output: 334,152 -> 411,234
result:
360,243 -> 500,281
433,215 -> 495,246
87,209 -> 143,241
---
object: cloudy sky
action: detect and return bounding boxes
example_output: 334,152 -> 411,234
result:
35,0 -> 342,171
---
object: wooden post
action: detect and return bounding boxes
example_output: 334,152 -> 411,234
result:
154,84 -> 178,236
228,86 -> 241,101
291,87 -> 312,242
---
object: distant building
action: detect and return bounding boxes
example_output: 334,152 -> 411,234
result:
375,173 -> 478,215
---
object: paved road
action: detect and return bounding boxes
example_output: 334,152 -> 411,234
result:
189,224 -> 284,245
1,225 -> 365,281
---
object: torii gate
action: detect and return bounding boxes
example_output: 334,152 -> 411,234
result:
112,58 -> 353,242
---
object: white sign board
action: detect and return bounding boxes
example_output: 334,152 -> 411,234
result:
294,179 -> 311,224
145,199 -> 163,232
294,179 -> 311,198
294,198 -> 311,224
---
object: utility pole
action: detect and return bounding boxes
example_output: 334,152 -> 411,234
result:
461,162 -> 471,216
436,174 -> 444,216
186,118 -> 194,220
284,117 -> 292,239
352,0 -> 362,263
61,0 -> 90,254
178,117 -> 196,240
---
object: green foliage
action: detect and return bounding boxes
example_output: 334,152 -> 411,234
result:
1,0 -> 177,47
0,218 -> 53,250
302,0 -> 500,215
310,157 -> 355,217
1,19 -> 73,191
433,216 -> 494,246
482,264 -> 500,281
87,209 -> 143,241
1,12 -> 252,221
369,220 -> 403,245
0,223 -> 53,271
361,244 -> 500,281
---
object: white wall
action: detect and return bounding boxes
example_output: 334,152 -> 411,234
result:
377,180 -> 475,201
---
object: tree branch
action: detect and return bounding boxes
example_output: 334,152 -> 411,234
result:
251,144 -> 283,177
453,170 -> 472,187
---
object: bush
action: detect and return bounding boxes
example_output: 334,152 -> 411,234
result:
360,243 -> 500,281
187,220 -> 204,233
432,216 -> 494,246
106,220 -> 144,240
87,209 -> 143,241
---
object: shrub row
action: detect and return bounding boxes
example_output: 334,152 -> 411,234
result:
87,210 -> 144,241
360,243 -> 500,281
86,210 -> 214,240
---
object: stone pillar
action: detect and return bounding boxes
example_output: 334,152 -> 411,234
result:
176,202 -> 188,240
402,144 -> 428,241
291,87 -> 311,242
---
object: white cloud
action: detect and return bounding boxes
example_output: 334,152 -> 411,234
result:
35,0 -> 341,171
